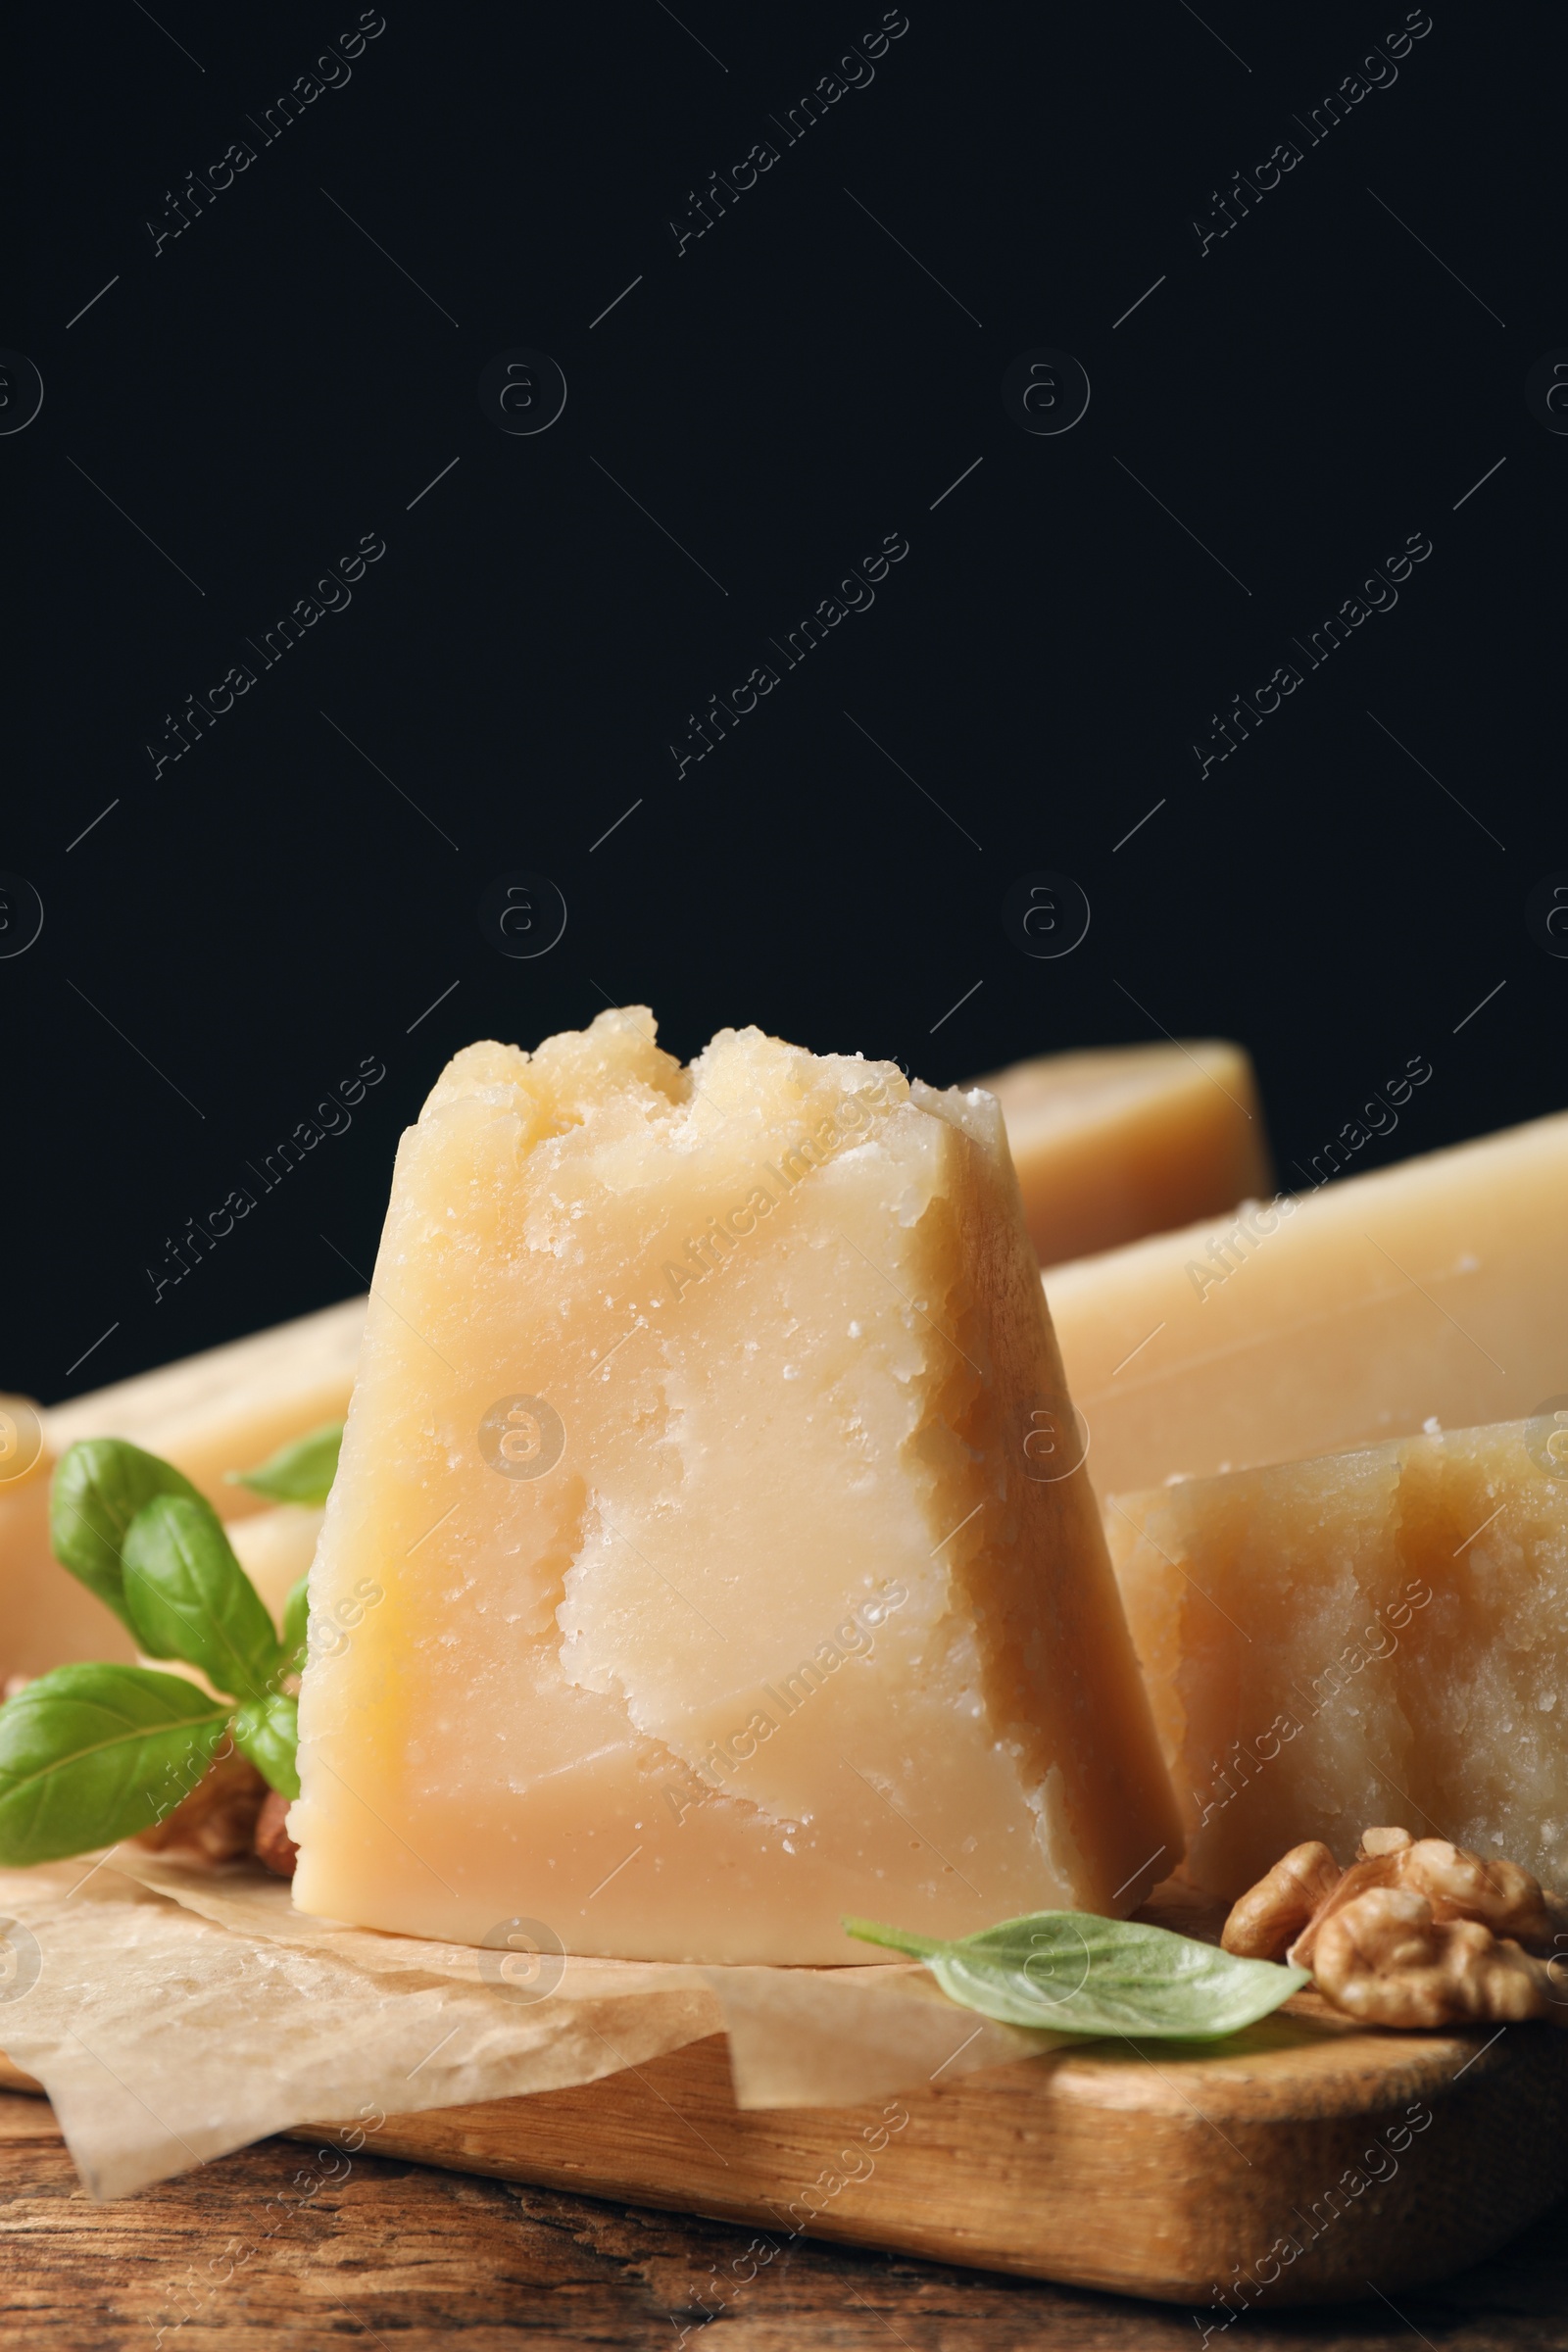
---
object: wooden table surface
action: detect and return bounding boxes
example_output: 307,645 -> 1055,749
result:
2,2090 -> 1566,2349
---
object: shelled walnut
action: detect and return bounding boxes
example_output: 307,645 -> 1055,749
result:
1222,1827 -> 1568,2031
135,1751 -> 269,1864
1311,1887 -> 1564,2029
253,1788 -> 298,1878
1217,1840 -> 1341,1963
133,1752 -> 297,1875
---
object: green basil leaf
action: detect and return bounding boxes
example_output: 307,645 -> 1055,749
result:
230,1692 -> 299,1799
121,1494 -> 284,1702
49,1440 -> 203,1634
843,1911 -> 1307,2040
280,1575 -> 310,1678
0,1663 -> 231,1866
228,1422 -> 343,1506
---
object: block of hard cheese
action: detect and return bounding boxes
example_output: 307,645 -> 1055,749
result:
1107,1412 -> 1568,1898
0,1298 -> 363,1677
293,1008 -> 1179,1961
973,1041 -> 1272,1265
1049,1111 -> 1568,1497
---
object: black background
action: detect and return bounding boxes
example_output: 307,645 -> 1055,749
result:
6,0 -> 1560,1402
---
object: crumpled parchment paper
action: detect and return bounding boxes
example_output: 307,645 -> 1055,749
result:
0,1856 -> 1067,2199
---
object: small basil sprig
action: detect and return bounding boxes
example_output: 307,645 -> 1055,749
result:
237,1573 -> 312,1802
49,1439 -> 203,1636
122,1494 -> 285,1702
228,1693 -> 300,1801
844,1910 -> 1307,2039
0,1438 -> 312,1865
227,1421 -> 342,1506
0,1666 -> 232,1866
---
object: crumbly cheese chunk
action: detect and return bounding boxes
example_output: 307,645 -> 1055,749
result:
1049,1110 -> 1568,1495
1108,1414 -> 1568,1896
293,1008 -> 1178,1960
974,1039 -> 1270,1265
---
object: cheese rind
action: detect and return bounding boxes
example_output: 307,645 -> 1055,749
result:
1049,1111 -> 1568,1498
1107,1413 -> 1568,1897
975,1041 -> 1271,1265
293,1010 -> 1179,1961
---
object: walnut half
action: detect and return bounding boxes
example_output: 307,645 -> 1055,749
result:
135,1751 -> 269,1863
1393,1839 -> 1556,1950
1288,1837 -> 1558,1970
1222,1826 -> 1568,2031
1221,1841 -> 1342,1961
253,1788 -> 298,1879
1311,1886 -> 1568,2031
133,1751 -> 298,1876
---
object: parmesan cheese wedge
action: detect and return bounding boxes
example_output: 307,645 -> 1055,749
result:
1049,1110 -> 1568,1497
974,1040 -> 1271,1266
293,1008 -> 1179,1961
1107,1412 -> 1568,1897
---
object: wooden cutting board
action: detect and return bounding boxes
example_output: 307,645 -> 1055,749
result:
11,1320 -> 1568,2304
298,2004 -> 1568,2307
7,1993 -> 1567,2308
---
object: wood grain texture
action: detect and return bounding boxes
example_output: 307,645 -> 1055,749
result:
289,2005 -> 1568,2308
8,1988 -> 1568,2309
3,2088 -> 1568,2350
8,1304 -> 1565,2322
